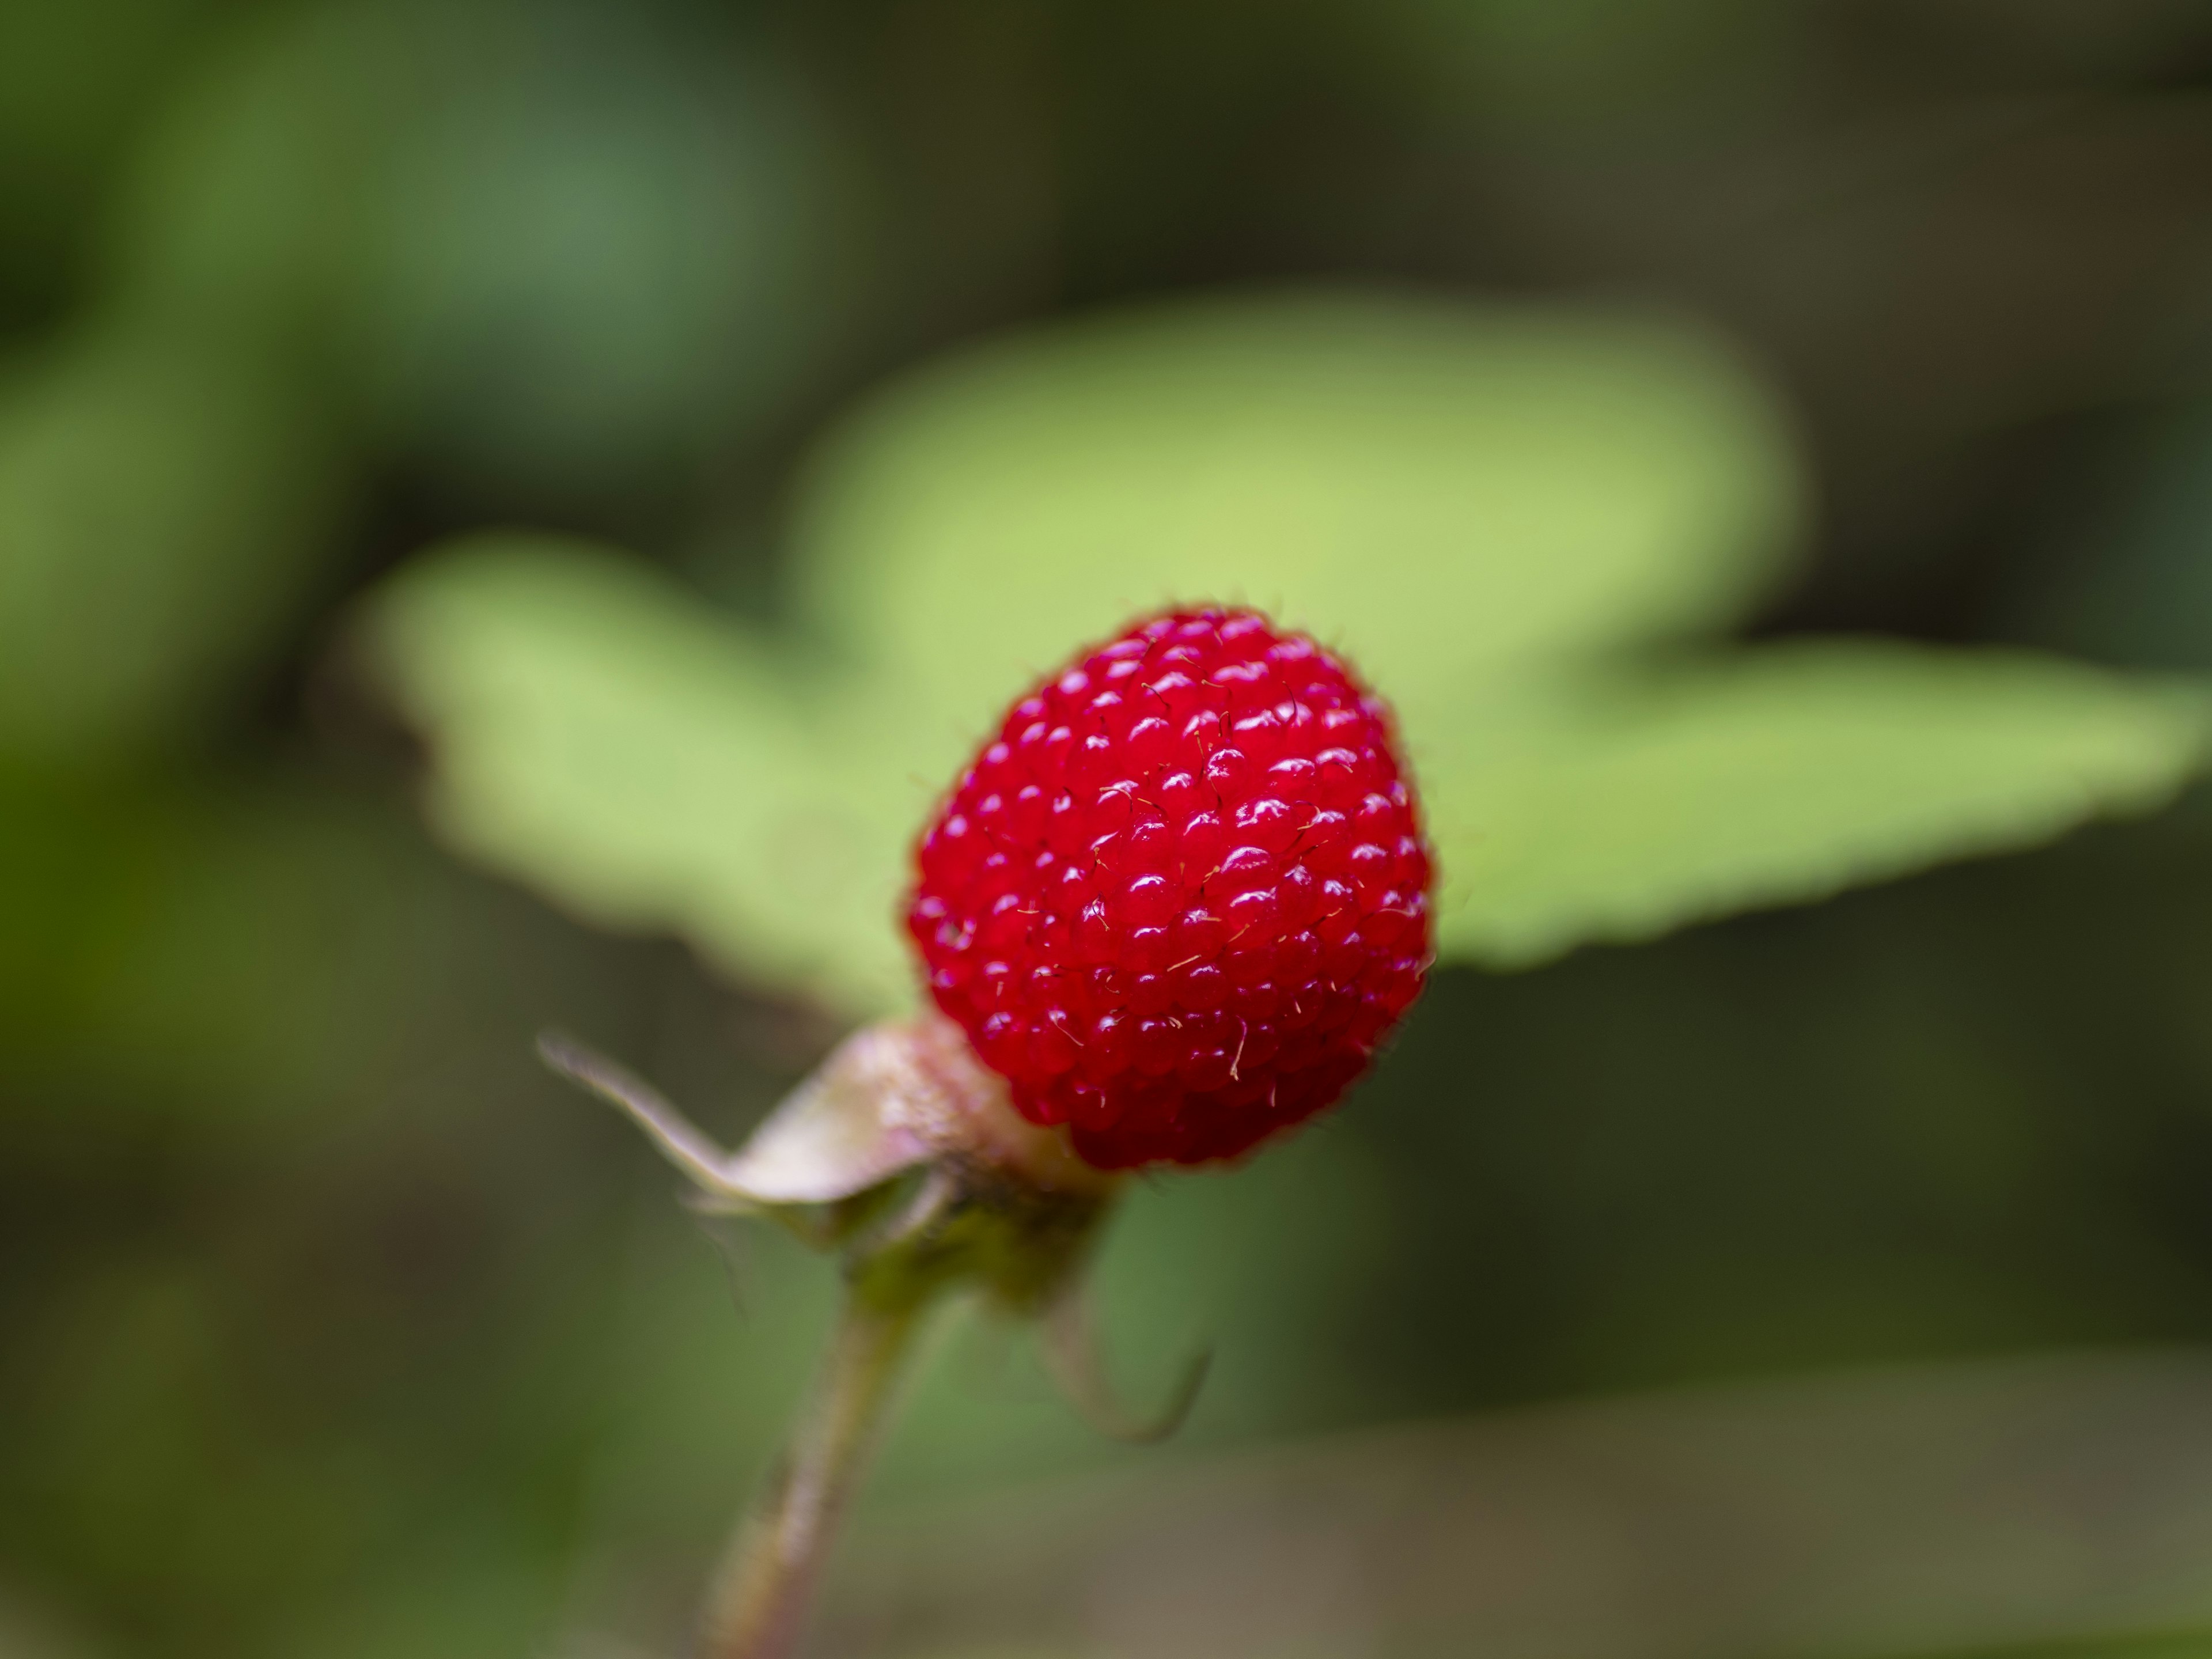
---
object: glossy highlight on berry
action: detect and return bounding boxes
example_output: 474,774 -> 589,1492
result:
907,608 -> 1434,1169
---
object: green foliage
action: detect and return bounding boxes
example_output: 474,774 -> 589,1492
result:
111,0 -> 874,499
787,295 -> 1803,719
0,331 -> 341,760
372,538 -> 922,1013
0,0 -> 212,307
1433,643 -> 2212,964
368,296 -> 2212,1017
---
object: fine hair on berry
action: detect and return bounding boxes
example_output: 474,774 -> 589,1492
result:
907,607 -> 1434,1169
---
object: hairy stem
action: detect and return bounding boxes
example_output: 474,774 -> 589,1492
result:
697,1285 -> 929,1659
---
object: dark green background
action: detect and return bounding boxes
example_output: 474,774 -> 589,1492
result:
8,2 -> 2212,1654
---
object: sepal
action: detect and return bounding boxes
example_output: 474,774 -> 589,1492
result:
539,1016 -> 1195,1435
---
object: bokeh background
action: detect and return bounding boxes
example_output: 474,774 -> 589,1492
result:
11,2 -> 2212,1656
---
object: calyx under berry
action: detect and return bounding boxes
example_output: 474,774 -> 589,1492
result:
909,606 -> 1434,1168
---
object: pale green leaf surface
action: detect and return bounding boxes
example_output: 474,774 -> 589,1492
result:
1430,642 -> 2212,966
788,292 -> 1805,740
369,539 -> 922,1014
364,298 -> 2212,1017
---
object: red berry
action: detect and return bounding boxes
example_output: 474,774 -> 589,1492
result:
907,607 -> 1433,1169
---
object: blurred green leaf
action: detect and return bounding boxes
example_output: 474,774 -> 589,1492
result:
1430,643 -> 2212,967
370,539 -> 920,1014
104,0 -> 406,347
0,770 -> 473,1128
0,0 -> 218,311
111,0 -> 876,498
1373,0 -> 1794,130
0,331 -> 340,760
361,7 -> 871,496
790,292 -> 1805,738
365,297 -> 2212,1018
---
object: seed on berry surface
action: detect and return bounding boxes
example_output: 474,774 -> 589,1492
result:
1126,971 -> 1175,1016
1233,796 -> 1304,854
1211,844 -> 1277,894
1180,961 -> 1229,1010
1172,907 -> 1229,959
1156,770 -> 1207,819
1179,811 -> 1229,872
1204,747 -> 1256,801
1130,1017 -> 1183,1075
1126,716 -> 1176,771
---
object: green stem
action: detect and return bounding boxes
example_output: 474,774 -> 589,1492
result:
697,1284 -> 928,1659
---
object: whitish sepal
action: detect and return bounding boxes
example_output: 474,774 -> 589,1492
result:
537,1032 -> 766,1202
539,1014 -> 1117,1214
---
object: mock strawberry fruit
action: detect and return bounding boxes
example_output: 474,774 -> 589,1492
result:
906,607 -> 1433,1169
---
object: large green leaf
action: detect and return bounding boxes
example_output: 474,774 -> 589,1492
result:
363,296 -> 2212,1019
370,539 -> 920,1013
1426,643 -> 2212,967
789,291 -> 1805,738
